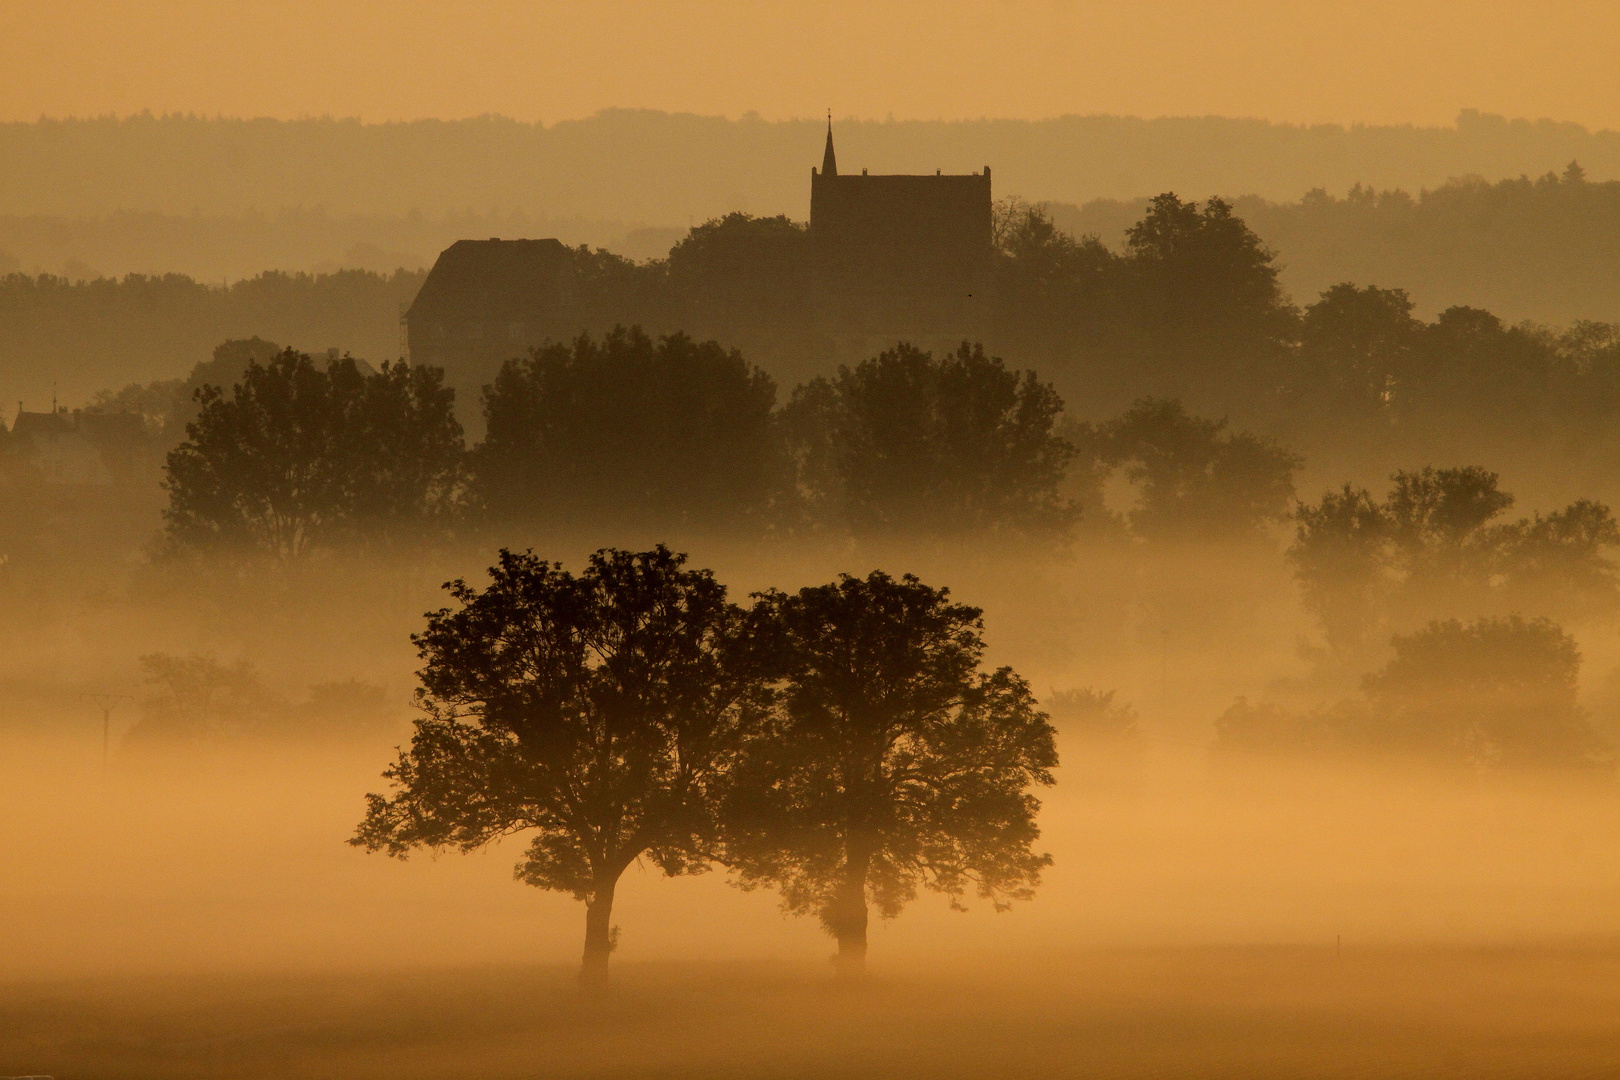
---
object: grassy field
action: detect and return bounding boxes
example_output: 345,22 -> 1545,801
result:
6,945 -> 1620,1079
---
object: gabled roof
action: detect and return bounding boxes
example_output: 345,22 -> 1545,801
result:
12,408 -> 74,439
406,238 -> 576,322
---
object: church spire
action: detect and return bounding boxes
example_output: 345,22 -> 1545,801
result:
821,110 -> 837,177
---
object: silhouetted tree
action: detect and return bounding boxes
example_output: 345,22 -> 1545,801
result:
1121,194 -> 1298,403
352,547 -> 770,987
473,328 -> 784,534
1294,283 -> 1420,419
163,349 -> 463,559
1365,616 -> 1611,772
1495,499 -> 1620,620
723,571 -> 1057,976
1385,465 -> 1515,609
667,212 -> 811,332
784,343 -> 1077,538
1102,398 -> 1301,542
992,199 -> 1115,364
1290,483 -> 1393,660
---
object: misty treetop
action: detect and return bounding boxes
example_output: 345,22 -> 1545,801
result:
472,327 -> 785,534
124,653 -> 398,746
163,347 -> 463,560
1215,614 -> 1613,774
1079,397 -> 1301,543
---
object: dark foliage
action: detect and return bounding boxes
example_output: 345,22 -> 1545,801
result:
1094,398 -> 1302,543
667,212 -> 811,335
1215,616 -> 1613,773
1291,468 -> 1620,662
473,327 -> 784,535
723,570 -> 1057,974
163,348 -> 463,559
352,546 -> 771,985
783,342 -> 1077,539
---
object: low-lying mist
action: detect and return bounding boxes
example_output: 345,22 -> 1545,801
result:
6,533 -> 1620,1077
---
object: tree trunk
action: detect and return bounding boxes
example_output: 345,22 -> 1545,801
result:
580,876 -> 617,989
824,852 -> 869,978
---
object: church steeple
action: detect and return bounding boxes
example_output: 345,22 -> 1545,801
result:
821,111 -> 837,177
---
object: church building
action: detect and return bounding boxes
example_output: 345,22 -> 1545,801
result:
810,121 -> 994,357
404,122 -> 996,405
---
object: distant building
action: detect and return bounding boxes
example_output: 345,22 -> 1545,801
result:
404,237 -> 582,408
405,124 -> 996,403
810,121 -> 994,358
13,407 -> 110,484
11,405 -> 149,485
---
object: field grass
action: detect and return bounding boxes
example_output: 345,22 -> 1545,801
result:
6,944 -> 1620,1079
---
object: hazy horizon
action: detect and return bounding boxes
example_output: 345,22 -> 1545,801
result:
7,1 -> 1620,130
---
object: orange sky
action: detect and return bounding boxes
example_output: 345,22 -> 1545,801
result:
5,0 -> 1620,129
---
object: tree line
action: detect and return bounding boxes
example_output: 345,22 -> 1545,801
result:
1047,161 -> 1620,328
23,187 -> 1620,484
152,333 -> 1313,558
0,267 -> 423,405
352,546 -> 1058,986
1290,467 -> 1620,664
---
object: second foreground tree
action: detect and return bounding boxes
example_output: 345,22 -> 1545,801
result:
725,571 -> 1059,975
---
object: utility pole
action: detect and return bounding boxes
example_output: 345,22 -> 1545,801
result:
83,693 -> 130,772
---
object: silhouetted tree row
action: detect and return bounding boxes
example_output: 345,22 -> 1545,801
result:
158,333 -> 1300,557
352,547 -> 1058,985
1047,161 -> 1620,326
40,191 -> 1620,488
1291,467 -> 1620,663
994,195 -> 1620,476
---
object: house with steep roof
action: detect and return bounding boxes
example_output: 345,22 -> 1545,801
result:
11,405 -> 149,485
404,237 -> 583,410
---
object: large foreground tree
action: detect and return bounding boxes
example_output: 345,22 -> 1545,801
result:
352,546 -> 769,987
723,570 -> 1058,976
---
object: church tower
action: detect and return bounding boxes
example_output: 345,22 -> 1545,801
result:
809,120 -> 993,358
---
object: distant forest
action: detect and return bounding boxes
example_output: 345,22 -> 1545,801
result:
1050,165 -> 1620,324
5,109 -> 1618,219
0,270 -> 423,408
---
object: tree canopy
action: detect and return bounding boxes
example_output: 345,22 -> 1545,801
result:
162,348 -> 463,559
782,342 -> 1077,539
473,327 -> 784,535
1365,616 -> 1610,771
1097,398 -> 1302,543
1291,468 -> 1620,665
352,546 -> 770,986
722,570 -> 1057,975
